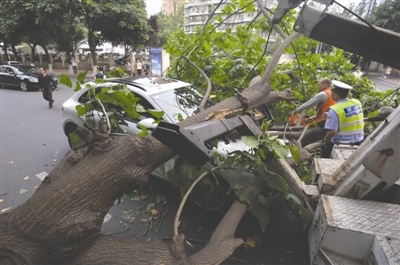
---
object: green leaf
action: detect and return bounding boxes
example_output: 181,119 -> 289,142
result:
59,74 -> 72,88
77,71 -> 88,84
137,124 -> 149,137
242,135 -> 259,148
290,145 -> 301,163
147,109 -> 164,119
271,142 -> 289,159
69,132 -> 84,148
251,203 -> 270,232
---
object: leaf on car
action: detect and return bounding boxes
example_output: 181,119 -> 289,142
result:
147,109 -> 164,119
0,199 -> 4,203
23,176 -> 29,181
139,218 -> 148,223
59,74 -> 73,88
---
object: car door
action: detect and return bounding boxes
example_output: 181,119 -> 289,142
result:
0,66 -> 7,86
2,66 -> 17,87
76,86 -> 156,136
118,92 -> 157,135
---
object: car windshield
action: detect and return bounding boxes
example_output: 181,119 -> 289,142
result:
150,86 -> 210,123
15,66 -> 39,74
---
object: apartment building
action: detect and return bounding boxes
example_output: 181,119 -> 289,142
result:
183,0 -> 275,34
162,0 -> 189,16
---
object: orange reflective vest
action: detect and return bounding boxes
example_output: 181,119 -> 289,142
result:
316,89 -> 336,123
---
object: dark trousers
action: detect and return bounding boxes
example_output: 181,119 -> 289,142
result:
321,143 -> 334,158
321,141 -> 362,158
301,121 -> 327,147
72,66 -> 77,75
43,89 -> 53,107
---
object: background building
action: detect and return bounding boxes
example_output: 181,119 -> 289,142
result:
183,0 -> 275,34
162,0 -> 188,16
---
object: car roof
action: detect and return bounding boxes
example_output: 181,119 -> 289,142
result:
89,76 -> 193,95
1,61 -> 22,65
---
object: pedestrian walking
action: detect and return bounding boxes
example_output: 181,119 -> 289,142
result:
124,61 -> 131,76
38,68 -> 57,109
71,58 -> 78,75
95,66 -> 107,79
384,67 -> 392,78
137,60 -> 143,75
353,67 -> 364,78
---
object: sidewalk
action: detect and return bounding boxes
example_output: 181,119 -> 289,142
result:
367,71 -> 400,86
50,68 -> 93,77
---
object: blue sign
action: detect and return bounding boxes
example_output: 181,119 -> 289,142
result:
150,47 -> 162,76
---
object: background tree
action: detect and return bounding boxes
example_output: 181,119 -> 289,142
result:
0,0 -> 34,62
157,2 -> 185,46
46,1 -> 86,63
366,0 -> 400,32
148,15 -> 161,47
0,0 -> 149,67
78,0 -> 149,69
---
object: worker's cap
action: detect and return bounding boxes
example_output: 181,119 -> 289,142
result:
332,80 -> 353,90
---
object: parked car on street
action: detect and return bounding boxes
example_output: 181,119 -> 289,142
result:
0,61 -> 23,66
61,76 -> 256,211
0,64 -> 58,91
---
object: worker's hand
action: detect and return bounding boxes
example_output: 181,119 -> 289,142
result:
305,115 -> 315,122
322,112 -> 328,119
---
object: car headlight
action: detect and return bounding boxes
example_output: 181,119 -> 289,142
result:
28,77 -> 38,83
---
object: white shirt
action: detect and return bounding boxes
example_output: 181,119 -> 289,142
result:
353,71 -> 363,78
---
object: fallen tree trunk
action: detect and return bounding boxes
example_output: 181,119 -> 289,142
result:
0,32 -> 302,265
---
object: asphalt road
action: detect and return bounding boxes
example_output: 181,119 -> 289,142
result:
0,84 -> 75,210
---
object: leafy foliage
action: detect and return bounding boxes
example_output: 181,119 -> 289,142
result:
366,0 -> 400,32
61,0 -> 397,233
0,0 -> 149,64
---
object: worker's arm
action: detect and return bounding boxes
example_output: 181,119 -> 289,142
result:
293,91 -> 327,114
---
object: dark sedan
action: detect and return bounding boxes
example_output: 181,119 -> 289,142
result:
0,65 -> 58,91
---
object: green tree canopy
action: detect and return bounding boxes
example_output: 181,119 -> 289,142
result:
367,0 -> 400,32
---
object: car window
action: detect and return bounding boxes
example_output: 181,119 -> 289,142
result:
150,86 -> 208,123
6,68 -> 14,74
77,87 -> 156,122
15,66 -> 38,74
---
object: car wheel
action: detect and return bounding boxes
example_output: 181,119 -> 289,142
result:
20,81 -> 29,91
189,174 -> 235,211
